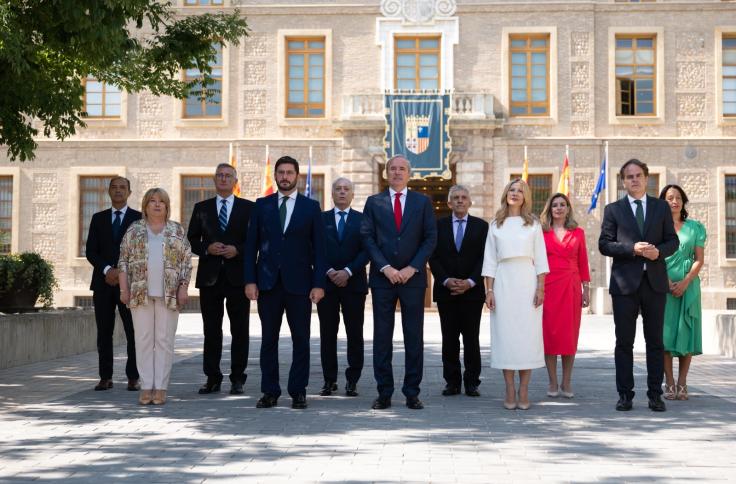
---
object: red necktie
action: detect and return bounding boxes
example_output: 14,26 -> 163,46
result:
393,192 -> 402,231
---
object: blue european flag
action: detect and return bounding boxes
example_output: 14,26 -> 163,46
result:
588,154 -> 607,213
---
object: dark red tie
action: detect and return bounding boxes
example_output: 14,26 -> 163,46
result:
393,192 -> 402,231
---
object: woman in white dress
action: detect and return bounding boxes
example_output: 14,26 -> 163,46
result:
482,178 -> 549,410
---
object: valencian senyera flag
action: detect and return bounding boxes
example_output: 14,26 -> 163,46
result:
384,93 -> 451,179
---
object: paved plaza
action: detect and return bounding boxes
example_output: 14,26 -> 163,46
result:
1,311 -> 735,483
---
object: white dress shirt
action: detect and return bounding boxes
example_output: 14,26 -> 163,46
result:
444,214 -> 475,288
278,190 -> 298,232
327,207 -> 353,277
388,187 -> 408,214
215,194 -> 235,224
627,194 -> 648,269
104,205 -> 129,275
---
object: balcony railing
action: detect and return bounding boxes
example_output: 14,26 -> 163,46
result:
341,92 -> 497,122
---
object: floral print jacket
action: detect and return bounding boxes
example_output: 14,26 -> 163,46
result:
118,219 -> 192,310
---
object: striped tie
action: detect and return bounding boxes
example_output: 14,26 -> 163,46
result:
218,199 -> 228,232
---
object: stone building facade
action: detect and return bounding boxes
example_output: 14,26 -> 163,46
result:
1,0 -> 735,311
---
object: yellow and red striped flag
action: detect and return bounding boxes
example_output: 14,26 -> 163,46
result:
229,143 -> 241,197
521,145 -> 529,182
557,149 -> 570,196
262,146 -> 274,196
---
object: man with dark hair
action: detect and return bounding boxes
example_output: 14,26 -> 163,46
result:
188,163 -> 254,395
245,155 -> 327,409
599,158 -> 679,412
86,176 -> 141,391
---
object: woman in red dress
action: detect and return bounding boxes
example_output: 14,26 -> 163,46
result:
540,193 -> 590,398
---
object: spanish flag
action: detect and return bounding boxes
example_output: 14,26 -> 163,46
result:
229,143 -> 241,197
557,149 -> 570,196
521,145 -> 529,182
262,146 -> 274,196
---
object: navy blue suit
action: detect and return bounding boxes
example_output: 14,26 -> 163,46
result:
244,193 -> 327,398
316,208 -> 369,385
361,189 -> 437,399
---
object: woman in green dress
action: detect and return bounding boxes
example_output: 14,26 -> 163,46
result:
659,184 -> 706,401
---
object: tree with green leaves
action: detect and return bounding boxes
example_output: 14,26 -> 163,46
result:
0,0 -> 248,161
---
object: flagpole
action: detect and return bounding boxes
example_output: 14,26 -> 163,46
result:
604,141 -> 609,206
604,140 -> 611,302
565,144 -> 570,195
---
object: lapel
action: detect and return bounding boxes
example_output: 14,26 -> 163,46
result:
210,197 -> 222,232
267,193 -> 281,236
380,190 -> 395,231
344,208 -> 359,242
324,210 -> 339,242
399,190 -> 416,234
619,197 -> 642,237
102,208 -> 113,238
642,195 -> 656,237
444,217 -> 458,253
225,197 -> 241,235
284,194 -> 304,236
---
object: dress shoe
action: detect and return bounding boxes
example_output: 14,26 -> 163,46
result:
616,395 -> 633,411
198,379 -> 222,395
138,389 -> 153,405
442,385 -> 461,396
229,381 -> 244,395
371,397 -> 391,410
256,393 -> 278,408
465,385 -> 481,397
152,390 -> 167,405
94,379 -> 113,391
345,381 -> 358,397
406,396 -> 424,410
291,394 -> 308,409
127,379 -> 141,391
648,395 -> 667,412
319,381 -> 338,396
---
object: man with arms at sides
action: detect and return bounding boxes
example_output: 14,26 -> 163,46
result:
244,156 -> 327,409
317,177 -> 369,397
599,159 -> 679,412
361,154 -> 437,410
429,185 -> 488,398
187,163 -> 254,396
86,176 -> 141,391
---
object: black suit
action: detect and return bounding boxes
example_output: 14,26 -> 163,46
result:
429,215 -> 488,389
316,208 -> 369,386
599,195 -> 679,399
187,196 -> 254,385
86,207 -> 141,381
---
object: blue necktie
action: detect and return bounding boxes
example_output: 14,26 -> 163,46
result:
112,210 -> 122,240
337,211 -> 347,241
455,219 -> 465,251
218,199 -> 228,232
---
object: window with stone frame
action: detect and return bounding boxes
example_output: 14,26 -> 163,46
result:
296,174 -> 325,209
509,34 -> 550,116
394,36 -> 440,91
181,175 -> 217,234
286,37 -> 325,118
183,43 -> 223,118
723,35 -> 736,117
615,35 -> 656,116
616,173 -> 660,200
82,77 -> 121,118
726,174 -> 736,258
510,173 -> 552,216
79,176 -> 118,257
0,176 -> 12,254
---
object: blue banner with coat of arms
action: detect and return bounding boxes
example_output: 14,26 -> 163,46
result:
384,93 -> 452,179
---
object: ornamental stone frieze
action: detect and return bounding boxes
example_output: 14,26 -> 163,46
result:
380,0 -> 456,23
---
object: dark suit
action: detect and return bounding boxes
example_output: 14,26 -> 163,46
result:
599,195 -> 679,399
244,193 -> 327,398
86,207 -> 141,381
429,215 -> 488,389
361,189 -> 437,399
187,196 -> 254,385
316,208 -> 369,385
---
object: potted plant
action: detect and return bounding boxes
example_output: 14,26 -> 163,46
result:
0,252 -> 58,311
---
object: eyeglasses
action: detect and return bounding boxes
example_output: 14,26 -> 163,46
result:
215,173 -> 234,179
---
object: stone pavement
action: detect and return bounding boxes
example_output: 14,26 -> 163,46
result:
1,311 -> 735,483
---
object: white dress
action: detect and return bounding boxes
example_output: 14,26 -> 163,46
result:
482,216 -> 549,370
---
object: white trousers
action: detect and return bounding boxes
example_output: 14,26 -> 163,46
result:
131,297 -> 179,390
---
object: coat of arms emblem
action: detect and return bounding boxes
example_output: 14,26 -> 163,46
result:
404,115 -> 431,155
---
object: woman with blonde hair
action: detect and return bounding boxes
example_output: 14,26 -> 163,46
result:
482,178 -> 549,410
539,193 -> 590,399
119,188 -> 192,405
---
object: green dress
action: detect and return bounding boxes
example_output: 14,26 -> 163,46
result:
663,219 -> 706,357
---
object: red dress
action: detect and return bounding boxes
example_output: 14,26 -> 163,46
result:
542,227 -> 590,355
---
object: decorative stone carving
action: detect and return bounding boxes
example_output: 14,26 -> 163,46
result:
571,121 -> 590,136
138,92 -> 163,117
677,121 -> 706,137
686,203 -> 709,227
678,173 -> 709,201
33,173 -> 58,202
32,234 -> 56,260
244,90 -> 266,115
677,94 -> 706,118
380,0 -> 456,23
137,120 -> 163,138
676,62 -> 706,90
571,32 -> 590,58
503,125 -> 550,138
571,63 -> 590,90
244,62 -> 267,85
33,204 -> 56,231
574,173 -> 596,200
244,119 -> 266,138
614,125 -> 659,137
676,32 -> 706,59
244,34 -> 267,57
134,172 -> 161,194
724,272 -> 736,289
571,93 -> 590,116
